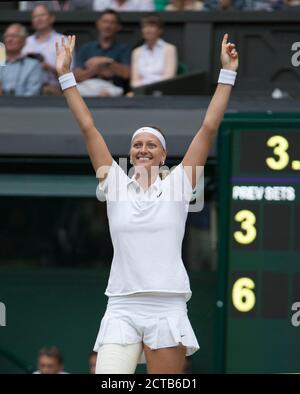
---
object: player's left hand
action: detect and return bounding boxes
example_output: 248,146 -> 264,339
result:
221,33 -> 239,71
56,35 -> 76,77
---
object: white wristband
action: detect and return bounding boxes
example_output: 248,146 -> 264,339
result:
58,72 -> 77,90
218,68 -> 237,86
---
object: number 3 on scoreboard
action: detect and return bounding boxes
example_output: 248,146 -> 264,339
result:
234,210 -> 257,245
266,135 -> 289,171
232,277 -> 256,312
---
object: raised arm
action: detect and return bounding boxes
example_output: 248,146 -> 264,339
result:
56,35 -> 113,178
182,33 -> 239,188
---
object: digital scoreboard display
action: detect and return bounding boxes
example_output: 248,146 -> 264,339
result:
217,114 -> 300,373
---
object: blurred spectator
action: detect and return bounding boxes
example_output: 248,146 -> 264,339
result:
33,346 -> 69,374
19,0 -> 94,11
182,356 -> 193,373
283,0 -> 300,9
131,14 -> 177,88
154,0 -> 169,10
166,0 -> 205,10
240,0 -> 283,10
21,4 -> 66,95
89,351 -> 97,374
216,0 -> 235,10
74,9 -> 130,97
93,0 -> 155,11
0,24 -> 43,96
204,0 -> 240,9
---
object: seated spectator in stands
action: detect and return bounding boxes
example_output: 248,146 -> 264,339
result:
74,9 -> 130,97
22,4 -> 66,95
165,0 -> 205,10
93,0 -> 155,11
183,356 -> 193,373
89,351 -> 97,374
19,0 -> 94,11
130,14 -> 177,88
204,0 -> 237,10
239,0 -> 283,10
33,346 -> 69,374
283,0 -> 300,9
0,24 -> 42,96
154,0 -> 169,10
216,0 -> 235,10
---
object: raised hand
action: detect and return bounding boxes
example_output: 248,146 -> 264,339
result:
55,35 -> 76,77
221,33 -> 239,71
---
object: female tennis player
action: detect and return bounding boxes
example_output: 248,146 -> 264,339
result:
56,33 -> 238,374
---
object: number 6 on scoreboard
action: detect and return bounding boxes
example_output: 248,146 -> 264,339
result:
232,277 -> 256,312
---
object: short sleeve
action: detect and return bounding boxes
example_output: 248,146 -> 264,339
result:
167,162 -> 204,209
75,44 -> 89,69
168,163 -> 193,203
96,159 -> 129,202
118,44 -> 131,66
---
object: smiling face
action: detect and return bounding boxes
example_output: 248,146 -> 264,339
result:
142,23 -> 162,44
38,355 -> 63,374
4,24 -> 26,54
130,132 -> 166,170
31,5 -> 54,33
96,12 -> 121,41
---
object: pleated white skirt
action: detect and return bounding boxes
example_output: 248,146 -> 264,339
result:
93,292 -> 200,364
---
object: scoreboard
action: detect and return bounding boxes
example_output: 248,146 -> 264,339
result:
217,113 -> 300,373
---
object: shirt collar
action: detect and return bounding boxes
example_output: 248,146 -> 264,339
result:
127,171 -> 162,192
145,38 -> 164,51
34,30 -> 55,42
7,54 -> 26,64
97,39 -> 116,51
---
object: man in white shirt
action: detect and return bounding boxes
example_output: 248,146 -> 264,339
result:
21,4 -> 67,95
93,0 -> 154,11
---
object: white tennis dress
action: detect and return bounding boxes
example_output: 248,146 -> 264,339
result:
93,159 -> 200,364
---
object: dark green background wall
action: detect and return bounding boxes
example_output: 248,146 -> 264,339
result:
0,267 -> 216,374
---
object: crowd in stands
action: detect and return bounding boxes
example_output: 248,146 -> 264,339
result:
32,345 -> 192,373
0,1 -> 299,97
17,0 -> 300,12
0,5 -> 180,97
32,346 -> 97,374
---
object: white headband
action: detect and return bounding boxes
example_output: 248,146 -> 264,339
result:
131,127 -> 166,151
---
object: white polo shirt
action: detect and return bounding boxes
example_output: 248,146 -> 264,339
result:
22,30 -> 74,85
96,160 -> 195,302
93,0 -> 154,11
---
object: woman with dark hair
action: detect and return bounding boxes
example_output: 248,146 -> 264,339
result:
55,33 -> 238,373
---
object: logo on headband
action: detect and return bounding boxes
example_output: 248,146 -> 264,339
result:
0,42 -> 6,67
